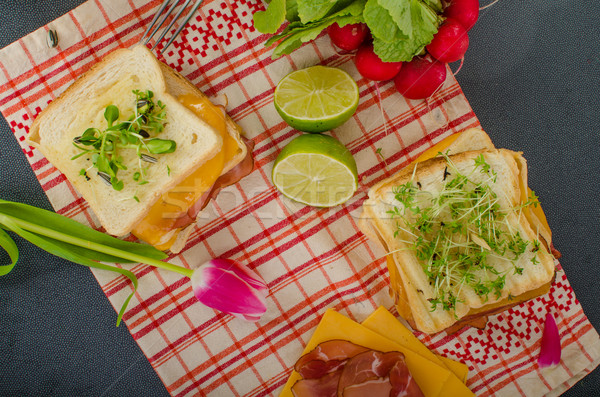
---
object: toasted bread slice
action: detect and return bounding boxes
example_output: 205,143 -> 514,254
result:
361,139 -> 555,334
28,45 -> 222,236
444,127 -> 494,153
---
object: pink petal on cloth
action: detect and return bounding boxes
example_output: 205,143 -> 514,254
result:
538,312 -> 561,367
191,258 -> 268,322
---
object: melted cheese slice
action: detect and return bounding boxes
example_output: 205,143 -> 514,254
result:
413,132 -> 461,163
279,309 -> 473,397
132,94 -> 239,251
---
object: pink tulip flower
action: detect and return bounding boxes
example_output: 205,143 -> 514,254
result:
191,258 -> 268,322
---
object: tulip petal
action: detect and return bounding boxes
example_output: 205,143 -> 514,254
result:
538,312 -> 561,368
210,258 -> 267,291
191,259 -> 268,322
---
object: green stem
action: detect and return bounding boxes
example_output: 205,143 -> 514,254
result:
0,214 -> 193,278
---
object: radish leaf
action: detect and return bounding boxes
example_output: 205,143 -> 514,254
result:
253,0 -> 287,34
285,0 -> 300,21
363,0 -> 407,40
366,0 -> 439,62
271,15 -> 362,57
298,0 -> 356,23
257,0 -> 440,62
265,0 -> 365,57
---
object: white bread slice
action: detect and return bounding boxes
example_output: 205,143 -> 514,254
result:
361,147 -> 555,334
510,152 -> 553,251
27,45 -> 222,237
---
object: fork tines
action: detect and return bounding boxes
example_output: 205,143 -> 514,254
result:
140,0 -> 204,54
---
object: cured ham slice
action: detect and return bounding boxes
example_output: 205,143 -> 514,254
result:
291,341 -> 424,397
337,350 -> 424,397
291,370 -> 341,397
294,340 -> 370,379
337,350 -> 405,395
389,360 -> 425,397
342,378 -> 392,397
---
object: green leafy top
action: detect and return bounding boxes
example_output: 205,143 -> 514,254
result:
387,153 -> 543,313
253,0 -> 441,62
253,0 -> 288,33
72,90 -> 175,192
366,0 -> 440,62
264,1 -> 365,58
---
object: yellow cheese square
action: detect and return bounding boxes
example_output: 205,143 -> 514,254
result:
440,356 -> 469,384
279,309 -> 458,397
362,306 -> 469,383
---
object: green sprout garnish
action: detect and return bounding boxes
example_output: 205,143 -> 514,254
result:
376,147 -> 386,164
388,152 -> 542,313
71,90 -> 175,191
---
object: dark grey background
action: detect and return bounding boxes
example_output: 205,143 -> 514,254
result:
0,1 -> 598,396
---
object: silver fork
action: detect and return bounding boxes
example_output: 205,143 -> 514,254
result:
140,0 -> 204,54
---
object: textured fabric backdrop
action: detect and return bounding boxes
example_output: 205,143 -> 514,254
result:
0,0 -> 599,396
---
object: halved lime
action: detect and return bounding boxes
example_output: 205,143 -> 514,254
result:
274,66 -> 359,133
272,134 -> 358,207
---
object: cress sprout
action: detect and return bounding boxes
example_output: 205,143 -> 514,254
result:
387,152 -> 542,313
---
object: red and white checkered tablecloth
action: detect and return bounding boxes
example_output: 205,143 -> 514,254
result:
1,1 -> 599,396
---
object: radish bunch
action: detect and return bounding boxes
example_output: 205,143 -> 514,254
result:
328,0 -> 479,100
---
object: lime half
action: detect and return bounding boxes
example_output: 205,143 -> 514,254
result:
272,134 -> 358,207
274,66 -> 359,133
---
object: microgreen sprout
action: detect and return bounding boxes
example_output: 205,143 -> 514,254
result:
71,90 -> 175,191
376,147 -> 387,164
388,153 -> 542,313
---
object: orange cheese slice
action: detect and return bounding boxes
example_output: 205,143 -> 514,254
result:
132,94 -> 239,251
362,307 -> 470,386
279,309 -> 473,397
413,132 -> 461,164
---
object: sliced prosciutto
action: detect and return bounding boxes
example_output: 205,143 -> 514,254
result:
291,369 -> 341,397
294,340 -> 371,379
389,360 -> 425,397
342,378 -> 393,397
337,350 -> 403,394
291,341 -> 424,397
338,350 -> 424,397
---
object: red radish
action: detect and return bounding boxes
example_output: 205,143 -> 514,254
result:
327,22 -> 369,51
394,55 -> 447,100
354,43 -> 403,81
426,18 -> 469,63
444,0 -> 480,31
